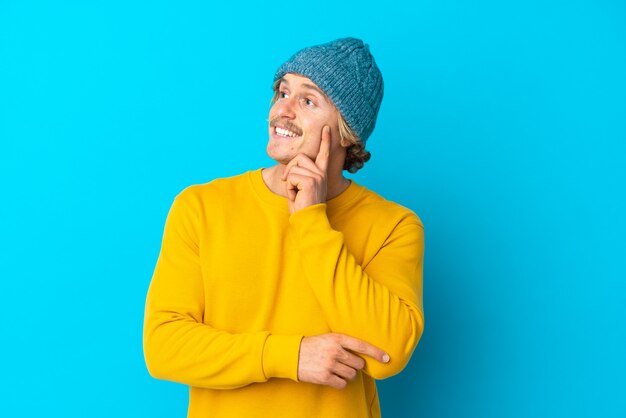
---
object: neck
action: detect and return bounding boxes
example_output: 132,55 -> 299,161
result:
262,164 -> 351,201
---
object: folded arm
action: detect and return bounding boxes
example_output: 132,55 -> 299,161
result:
289,204 -> 425,379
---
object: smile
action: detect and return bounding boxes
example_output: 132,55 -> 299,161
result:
275,126 -> 300,138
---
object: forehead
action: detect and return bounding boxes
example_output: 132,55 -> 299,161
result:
279,73 -> 326,96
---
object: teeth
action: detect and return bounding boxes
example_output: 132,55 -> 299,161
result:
276,127 -> 298,137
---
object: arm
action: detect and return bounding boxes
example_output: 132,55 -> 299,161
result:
289,204 -> 425,380
283,128 -> 424,380
143,191 -> 303,389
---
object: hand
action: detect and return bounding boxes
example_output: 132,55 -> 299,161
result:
282,126 -> 331,214
297,333 -> 390,390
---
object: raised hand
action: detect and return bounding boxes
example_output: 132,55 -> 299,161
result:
282,125 -> 331,214
297,333 -> 390,389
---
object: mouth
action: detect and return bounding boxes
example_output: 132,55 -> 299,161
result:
274,126 -> 300,138
270,119 -> 302,138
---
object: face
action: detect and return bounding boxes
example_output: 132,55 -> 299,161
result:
267,73 -> 344,165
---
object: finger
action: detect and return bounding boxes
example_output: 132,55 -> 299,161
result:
285,172 -> 316,195
331,362 -> 359,381
285,173 -> 311,201
286,182 -> 297,201
326,374 -> 348,390
285,176 -> 300,201
282,154 -> 320,180
315,125 -> 331,173
286,165 -> 321,181
337,350 -> 366,371
337,334 -> 390,364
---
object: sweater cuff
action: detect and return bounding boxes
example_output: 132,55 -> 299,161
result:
262,334 -> 303,381
289,204 -> 333,237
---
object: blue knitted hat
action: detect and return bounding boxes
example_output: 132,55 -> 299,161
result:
274,37 -> 384,144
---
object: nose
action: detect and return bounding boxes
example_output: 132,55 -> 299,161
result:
273,95 -> 296,119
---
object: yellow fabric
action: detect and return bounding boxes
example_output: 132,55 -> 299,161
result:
143,169 -> 425,418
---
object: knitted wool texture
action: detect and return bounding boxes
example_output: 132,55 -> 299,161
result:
274,37 -> 384,144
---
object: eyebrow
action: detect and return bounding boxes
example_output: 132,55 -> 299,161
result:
279,78 -> 329,102
301,83 -> 326,98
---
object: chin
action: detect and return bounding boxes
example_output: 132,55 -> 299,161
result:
266,145 -> 293,165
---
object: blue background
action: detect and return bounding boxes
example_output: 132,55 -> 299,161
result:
1,1 -> 625,417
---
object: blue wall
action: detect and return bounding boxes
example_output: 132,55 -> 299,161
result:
1,1 -> 624,417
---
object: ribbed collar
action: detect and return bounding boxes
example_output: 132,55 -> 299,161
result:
248,168 -> 364,213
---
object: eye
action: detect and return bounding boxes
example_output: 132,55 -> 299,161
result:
279,91 -> 289,99
304,98 -> 315,107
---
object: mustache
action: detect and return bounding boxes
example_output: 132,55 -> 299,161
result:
269,118 -> 303,136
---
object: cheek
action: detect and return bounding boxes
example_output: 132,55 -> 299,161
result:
305,119 -> 325,137
268,103 -> 281,120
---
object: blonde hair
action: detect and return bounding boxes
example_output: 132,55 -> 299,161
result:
270,81 -> 371,173
337,113 -> 371,173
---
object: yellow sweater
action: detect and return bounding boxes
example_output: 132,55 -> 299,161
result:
143,169 -> 425,418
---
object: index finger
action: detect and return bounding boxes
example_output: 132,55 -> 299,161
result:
336,334 -> 390,364
314,125 -> 331,173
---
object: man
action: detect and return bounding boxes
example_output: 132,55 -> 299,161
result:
144,37 -> 425,417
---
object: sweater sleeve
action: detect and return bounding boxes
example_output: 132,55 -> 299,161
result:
143,191 -> 303,389
289,203 -> 425,380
